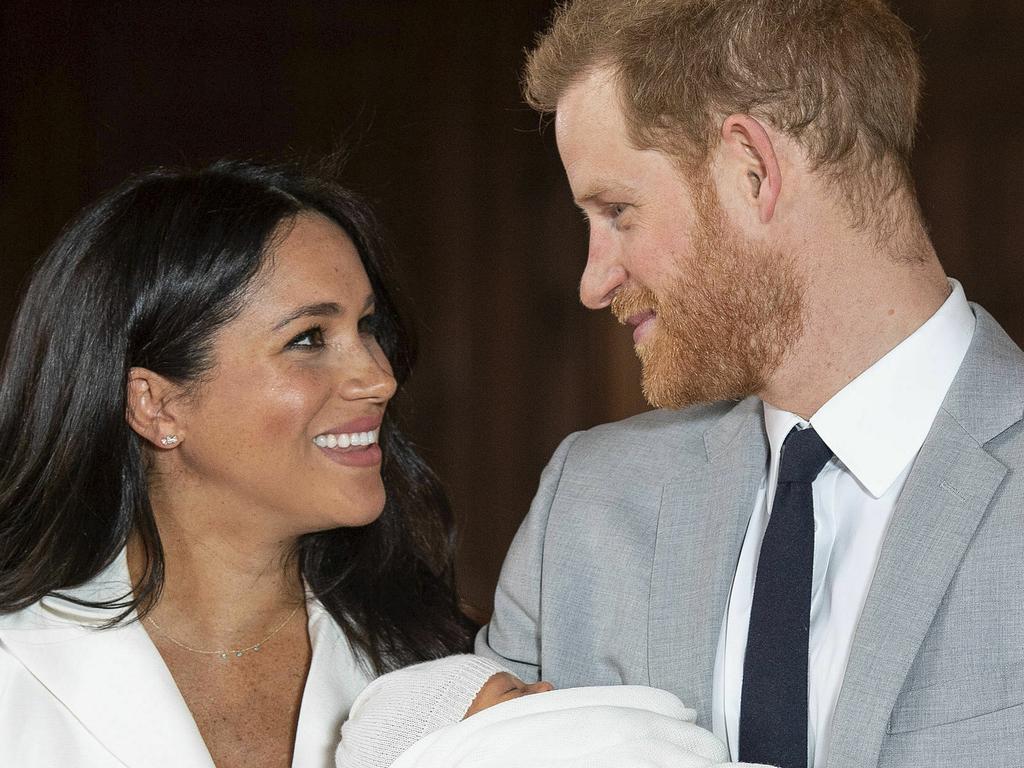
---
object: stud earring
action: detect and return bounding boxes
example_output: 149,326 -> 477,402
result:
160,434 -> 179,447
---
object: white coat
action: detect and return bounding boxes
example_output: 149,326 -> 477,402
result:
0,553 -> 372,767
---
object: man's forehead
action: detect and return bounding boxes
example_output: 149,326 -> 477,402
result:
555,71 -> 632,182
555,67 -> 621,133
555,90 -> 682,201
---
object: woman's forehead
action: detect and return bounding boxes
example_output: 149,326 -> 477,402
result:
250,214 -> 373,316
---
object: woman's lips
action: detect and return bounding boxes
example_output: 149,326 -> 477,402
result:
319,443 -> 382,468
627,310 -> 657,345
313,421 -> 383,468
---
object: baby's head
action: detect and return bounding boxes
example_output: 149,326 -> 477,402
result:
337,655 -> 554,768
464,669 -> 554,717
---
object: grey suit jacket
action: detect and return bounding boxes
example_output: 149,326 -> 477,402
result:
476,305 -> 1024,767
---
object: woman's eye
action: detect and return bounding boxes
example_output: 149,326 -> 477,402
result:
287,326 -> 325,349
609,203 -> 627,218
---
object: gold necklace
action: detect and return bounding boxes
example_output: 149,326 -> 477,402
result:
145,603 -> 303,661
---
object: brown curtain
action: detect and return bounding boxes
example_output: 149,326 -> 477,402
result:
1,1 -> 1021,618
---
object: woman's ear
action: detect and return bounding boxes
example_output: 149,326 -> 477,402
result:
126,367 -> 185,449
718,114 -> 783,224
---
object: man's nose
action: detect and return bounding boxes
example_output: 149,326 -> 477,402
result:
579,234 -> 626,309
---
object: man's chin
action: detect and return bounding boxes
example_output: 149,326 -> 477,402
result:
638,354 -> 692,410
638,347 -> 761,410
641,371 -> 730,410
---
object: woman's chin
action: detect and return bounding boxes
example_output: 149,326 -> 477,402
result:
316,488 -> 387,531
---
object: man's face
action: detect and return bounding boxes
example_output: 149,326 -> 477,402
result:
555,69 -> 803,409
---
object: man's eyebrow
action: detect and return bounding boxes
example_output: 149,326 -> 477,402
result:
574,181 -> 637,205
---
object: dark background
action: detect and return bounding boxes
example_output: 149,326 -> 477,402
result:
2,1 -> 1022,618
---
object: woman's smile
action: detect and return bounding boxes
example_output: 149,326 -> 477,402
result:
0,160 -> 475,768
163,212 -> 398,534
313,417 -> 384,467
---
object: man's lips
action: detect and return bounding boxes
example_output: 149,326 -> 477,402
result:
626,310 -> 657,344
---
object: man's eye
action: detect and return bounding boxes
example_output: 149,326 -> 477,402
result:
609,203 -> 627,217
287,326 -> 325,348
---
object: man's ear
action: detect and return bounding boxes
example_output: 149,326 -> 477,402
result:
718,114 -> 782,224
126,367 -> 186,449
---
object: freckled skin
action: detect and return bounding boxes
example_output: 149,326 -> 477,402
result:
146,213 -> 398,768
554,70 -> 703,315
153,618 -> 312,768
169,213 -> 398,539
555,70 -> 804,408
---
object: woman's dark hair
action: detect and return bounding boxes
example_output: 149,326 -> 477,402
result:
0,160 -> 474,673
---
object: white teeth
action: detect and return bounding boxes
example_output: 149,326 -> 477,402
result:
313,428 -> 379,450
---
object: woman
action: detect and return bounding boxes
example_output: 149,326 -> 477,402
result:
0,161 -> 474,767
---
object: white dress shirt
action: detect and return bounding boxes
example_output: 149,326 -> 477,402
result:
712,279 -> 976,767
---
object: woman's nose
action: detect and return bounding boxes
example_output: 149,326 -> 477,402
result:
339,343 -> 397,402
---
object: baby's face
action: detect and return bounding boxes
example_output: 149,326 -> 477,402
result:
463,672 -> 554,718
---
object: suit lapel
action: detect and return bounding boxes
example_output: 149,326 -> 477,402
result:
0,558 -> 215,768
826,409 -> 1006,768
649,397 -> 768,726
827,306 -> 1024,768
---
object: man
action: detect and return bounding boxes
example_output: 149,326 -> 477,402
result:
475,1 -> 1024,767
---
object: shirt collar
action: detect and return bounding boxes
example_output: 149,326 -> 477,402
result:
764,279 -> 976,498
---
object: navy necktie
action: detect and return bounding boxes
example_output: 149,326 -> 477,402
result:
739,426 -> 833,768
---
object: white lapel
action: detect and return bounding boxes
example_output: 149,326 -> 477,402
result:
291,599 -> 374,768
0,554 -> 215,768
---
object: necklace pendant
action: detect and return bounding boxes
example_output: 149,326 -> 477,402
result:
146,603 -> 301,661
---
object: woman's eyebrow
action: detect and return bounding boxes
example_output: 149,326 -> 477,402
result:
272,295 -> 376,331
272,302 -> 341,331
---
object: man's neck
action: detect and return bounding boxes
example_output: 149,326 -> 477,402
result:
760,226 -> 951,420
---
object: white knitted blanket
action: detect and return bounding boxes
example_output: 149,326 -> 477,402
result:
388,685 -> 763,768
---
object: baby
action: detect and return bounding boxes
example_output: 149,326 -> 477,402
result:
336,655 -> 758,768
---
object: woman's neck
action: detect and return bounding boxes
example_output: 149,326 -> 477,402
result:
127,497 -> 305,646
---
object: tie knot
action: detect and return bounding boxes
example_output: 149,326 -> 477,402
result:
777,426 -> 833,483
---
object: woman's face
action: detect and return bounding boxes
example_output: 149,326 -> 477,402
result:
167,212 -> 397,537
